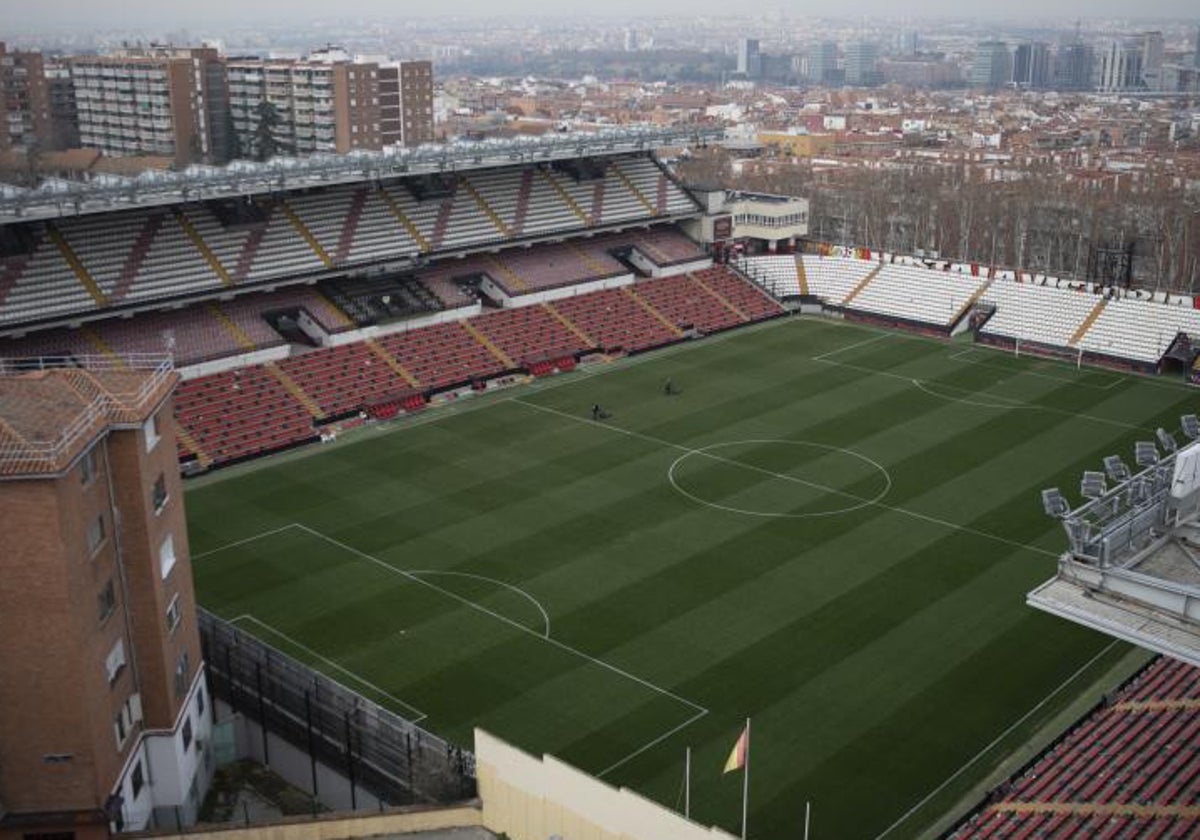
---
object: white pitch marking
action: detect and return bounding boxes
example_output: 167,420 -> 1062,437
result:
872,639 -> 1122,840
515,399 -> 1060,559
910,378 -> 1029,410
811,331 -> 893,361
198,522 -> 711,776
192,523 -> 299,560
407,568 -> 552,639
813,356 -> 1144,432
666,438 -> 893,519
946,347 -> 1126,391
229,612 -> 429,722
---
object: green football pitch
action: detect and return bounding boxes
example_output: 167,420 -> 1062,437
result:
186,316 -> 1196,840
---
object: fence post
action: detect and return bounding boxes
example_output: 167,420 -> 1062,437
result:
344,711 -> 357,810
255,662 -> 270,765
225,645 -> 236,711
305,690 -> 319,800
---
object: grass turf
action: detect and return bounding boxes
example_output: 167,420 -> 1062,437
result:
186,316 -> 1199,839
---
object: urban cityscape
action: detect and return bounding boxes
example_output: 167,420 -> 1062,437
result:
4,4 -> 1200,840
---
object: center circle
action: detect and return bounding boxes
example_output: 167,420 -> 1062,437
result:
667,439 -> 892,519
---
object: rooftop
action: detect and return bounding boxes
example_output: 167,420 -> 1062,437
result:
0,126 -> 722,225
0,355 -> 176,478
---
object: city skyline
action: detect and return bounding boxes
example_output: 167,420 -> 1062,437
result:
3,0 -> 1200,32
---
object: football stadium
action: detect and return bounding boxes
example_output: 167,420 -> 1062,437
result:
5,127 -> 1200,840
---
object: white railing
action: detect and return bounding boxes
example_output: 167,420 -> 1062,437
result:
0,354 -> 173,474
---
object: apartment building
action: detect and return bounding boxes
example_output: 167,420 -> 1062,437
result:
0,357 -> 211,840
0,42 -> 52,153
226,48 -> 434,158
68,46 -> 229,166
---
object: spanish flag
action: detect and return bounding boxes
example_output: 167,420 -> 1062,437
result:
723,724 -> 749,774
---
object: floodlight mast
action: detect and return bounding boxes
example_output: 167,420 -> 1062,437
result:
1181,414 -> 1200,441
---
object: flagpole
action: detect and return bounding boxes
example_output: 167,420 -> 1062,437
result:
684,746 -> 691,819
741,718 -> 751,840
804,800 -> 811,840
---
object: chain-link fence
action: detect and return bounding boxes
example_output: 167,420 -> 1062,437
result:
199,610 -> 475,808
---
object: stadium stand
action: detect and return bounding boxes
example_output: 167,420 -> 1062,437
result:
741,253 -> 1200,370
174,364 -> 318,466
0,154 -> 699,331
848,263 -> 990,329
949,656 -> 1200,840
1075,297 -> 1200,365
1,286 -> 355,367
977,281 -> 1108,350
160,267 -> 785,468
472,304 -> 593,364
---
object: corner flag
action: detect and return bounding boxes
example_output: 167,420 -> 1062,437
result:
723,719 -> 752,839
723,724 -> 749,774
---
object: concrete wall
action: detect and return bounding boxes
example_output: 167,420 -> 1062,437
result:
214,700 -> 391,813
627,249 -> 712,279
131,805 -> 482,840
475,729 -> 738,840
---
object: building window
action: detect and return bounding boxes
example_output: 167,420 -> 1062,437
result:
181,717 -> 193,751
86,515 -> 106,556
174,650 -> 190,697
152,474 -> 168,514
143,412 -> 160,452
98,579 -> 116,624
105,638 -> 126,685
130,761 -> 144,798
197,685 -> 206,717
80,447 -> 98,486
113,707 -> 128,747
160,534 -> 176,579
165,594 -> 181,633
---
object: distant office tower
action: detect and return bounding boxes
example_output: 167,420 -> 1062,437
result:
1013,42 -> 1051,88
1194,26 -> 1200,68
1140,31 -> 1164,89
0,359 -> 211,836
1098,39 -> 1144,91
0,42 -> 52,154
69,46 -> 229,166
1055,43 -> 1096,90
226,48 -> 434,159
845,41 -> 881,86
812,41 -> 839,83
970,41 -> 1011,89
737,37 -> 762,78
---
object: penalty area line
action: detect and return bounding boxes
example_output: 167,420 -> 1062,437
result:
293,524 -> 711,778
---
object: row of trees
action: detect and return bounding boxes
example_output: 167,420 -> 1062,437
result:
676,148 -> 1200,293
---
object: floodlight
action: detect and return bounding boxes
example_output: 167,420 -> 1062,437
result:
1042,488 -> 1070,518
1081,471 -> 1107,500
1103,455 -> 1131,483
1183,415 -> 1200,441
1129,478 -> 1153,506
1157,428 -> 1179,454
1135,441 -> 1160,468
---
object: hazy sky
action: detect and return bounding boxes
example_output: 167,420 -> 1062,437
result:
2,0 -> 1198,31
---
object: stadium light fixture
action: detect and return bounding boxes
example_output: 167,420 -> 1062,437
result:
1157,428 -> 1179,454
1135,441 -> 1160,468
1103,455 -> 1131,483
1183,415 -> 1200,441
1080,471 -> 1107,500
1042,488 -> 1070,518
